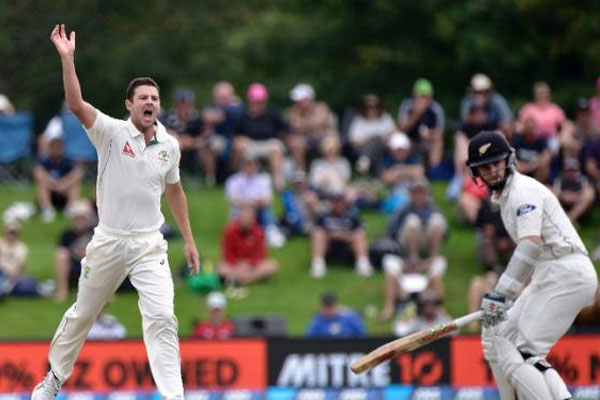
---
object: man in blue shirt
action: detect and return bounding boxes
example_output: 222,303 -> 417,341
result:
306,292 -> 366,338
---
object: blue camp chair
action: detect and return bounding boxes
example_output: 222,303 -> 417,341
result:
0,112 -> 33,182
61,111 -> 97,162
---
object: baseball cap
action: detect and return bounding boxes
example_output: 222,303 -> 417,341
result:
173,87 -> 195,102
290,83 -> 315,102
321,292 -> 337,307
247,83 -> 269,102
389,132 -> 411,151
206,291 -> 227,310
413,78 -> 433,97
471,73 -> 492,91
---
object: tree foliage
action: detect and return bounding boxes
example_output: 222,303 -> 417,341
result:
1,0 -> 599,131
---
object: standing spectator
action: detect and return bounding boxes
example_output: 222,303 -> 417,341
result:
397,78 -> 445,168
33,137 -> 84,223
379,132 -> 425,215
192,291 -> 235,340
348,94 -> 397,174
589,75 -> 600,131
285,83 -> 337,170
232,83 -> 288,190
309,192 -> 373,278
160,87 -> 204,177
54,200 -> 95,303
459,73 -> 513,136
553,158 -> 595,225
219,205 -> 279,285
306,292 -> 366,338
0,93 -> 15,115
512,116 -> 552,183
225,154 -> 286,248
308,135 -> 351,197
517,81 -> 566,154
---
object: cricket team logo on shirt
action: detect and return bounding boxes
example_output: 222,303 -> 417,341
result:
158,150 -> 170,165
122,141 -> 136,158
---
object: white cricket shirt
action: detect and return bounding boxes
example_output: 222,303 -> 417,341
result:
493,171 -> 587,261
85,110 -> 181,234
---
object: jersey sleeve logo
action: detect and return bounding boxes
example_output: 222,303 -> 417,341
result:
516,204 -> 536,217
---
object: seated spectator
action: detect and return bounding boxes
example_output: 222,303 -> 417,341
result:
589,75 -> 600,131
387,179 -> 447,271
309,192 -> 373,278
87,307 -> 126,340
0,223 -> 50,298
584,134 -> 600,197
397,78 -> 445,168
198,82 -> 244,185
219,205 -> 279,285
394,289 -> 452,337
225,153 -> 286,248
280,170 -> 321,236
459,73 -> 513,136
512,116 -> 552,183
466,199 -> 515,330
458,175 -> 489,226
0,93 -> 15,115
308,135 -> 351,197
54,200 -> 96,303
553,158 -> 595,225
285,83 -> 337,170
517,81 -> 567,155
160,87 -> 204,177
232,83 -> 288,190
192,291 -> 235,339
348,94 -> 397,174
447,99 -> 500,202
569,97 -> 599,160
379,132 -> 425,214
33,137 -> 84,223
306,292 -> 366,338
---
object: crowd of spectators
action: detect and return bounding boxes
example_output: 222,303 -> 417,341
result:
2,71 -> 600,337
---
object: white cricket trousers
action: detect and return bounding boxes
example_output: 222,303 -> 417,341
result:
48,225 -> 184,399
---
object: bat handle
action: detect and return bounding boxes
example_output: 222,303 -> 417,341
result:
454,310 -> 483,328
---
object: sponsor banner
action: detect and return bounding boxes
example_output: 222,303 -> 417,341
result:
0,339 -> 266,393
267,338 -> 451,388
451,335 -> 600,387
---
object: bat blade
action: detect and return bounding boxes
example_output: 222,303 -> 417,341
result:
351,310 -> 482,374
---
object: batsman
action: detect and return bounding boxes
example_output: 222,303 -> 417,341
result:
466,130 -> 597,399
32,24 -> 200,400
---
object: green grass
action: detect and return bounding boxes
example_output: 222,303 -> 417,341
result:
0,180 -> 599,340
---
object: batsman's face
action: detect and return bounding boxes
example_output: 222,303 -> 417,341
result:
477,159 -> 506,187
126,85 -> 160,132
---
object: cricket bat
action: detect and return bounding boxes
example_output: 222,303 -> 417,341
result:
350,310 -> 482,374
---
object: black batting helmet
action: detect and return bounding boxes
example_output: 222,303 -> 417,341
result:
466,130 -> 512,175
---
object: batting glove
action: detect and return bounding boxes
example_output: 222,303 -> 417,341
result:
480,293 -> 507,328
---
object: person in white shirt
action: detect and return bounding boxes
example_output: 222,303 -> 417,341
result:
225,154 -> 286,248
466,130 -> 597,400
32,24 -> 200,400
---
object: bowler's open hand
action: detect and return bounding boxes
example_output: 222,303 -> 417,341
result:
50,24 -> 75,57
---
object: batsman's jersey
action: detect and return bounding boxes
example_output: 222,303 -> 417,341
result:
493,171 -> 587,261
85,110 -> 181,234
